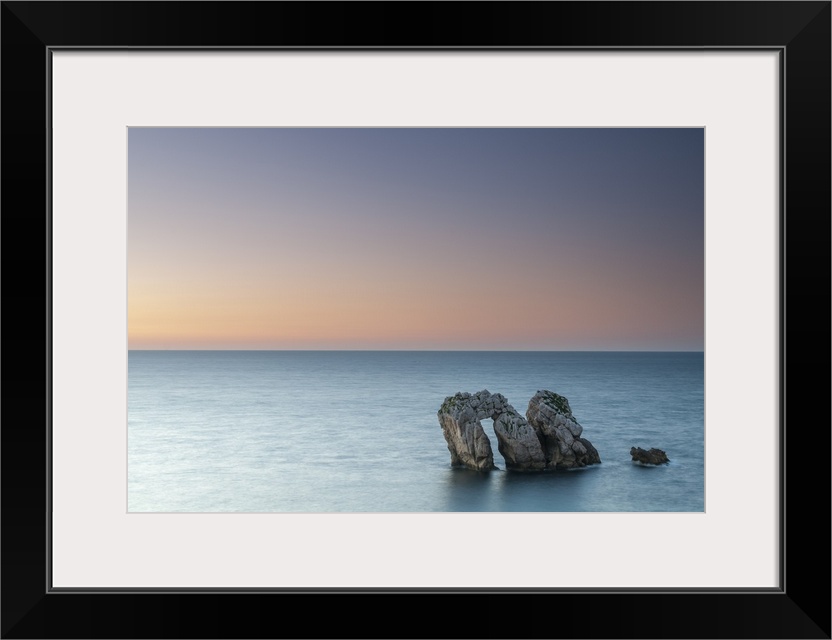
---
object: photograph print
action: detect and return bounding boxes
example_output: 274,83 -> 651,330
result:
128,127 -> 704,513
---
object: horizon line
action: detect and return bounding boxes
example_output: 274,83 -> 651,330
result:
127,348 -> 705,353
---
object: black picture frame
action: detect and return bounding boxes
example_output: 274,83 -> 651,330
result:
2,2 -> 829,638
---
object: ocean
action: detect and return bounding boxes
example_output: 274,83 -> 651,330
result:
128,350 -> 704,513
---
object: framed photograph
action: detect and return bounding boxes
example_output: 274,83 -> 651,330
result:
2,2 -> 829,638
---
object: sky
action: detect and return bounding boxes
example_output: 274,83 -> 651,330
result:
128,128 -> 704,351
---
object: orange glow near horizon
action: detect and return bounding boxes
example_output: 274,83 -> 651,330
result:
128,256 -> 702,350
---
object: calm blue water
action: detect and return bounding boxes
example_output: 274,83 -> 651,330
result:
128,351 -> 704,512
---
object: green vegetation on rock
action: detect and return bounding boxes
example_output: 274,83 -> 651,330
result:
543,390 -> 572,417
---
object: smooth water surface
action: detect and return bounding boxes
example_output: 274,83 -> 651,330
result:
128,351 -> 704,512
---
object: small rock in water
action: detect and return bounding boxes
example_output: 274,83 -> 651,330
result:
630,446 -> 669,465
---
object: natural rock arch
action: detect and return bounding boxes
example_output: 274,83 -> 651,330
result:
438,389 -> 601,472
437,390 -> 544,471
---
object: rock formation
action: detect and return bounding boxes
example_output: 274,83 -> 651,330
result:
492,405 -> 548,471
630,447 -> 669,465
526,390 -> 601,469
438,389 -> 600,471
437,390 -> 541,471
